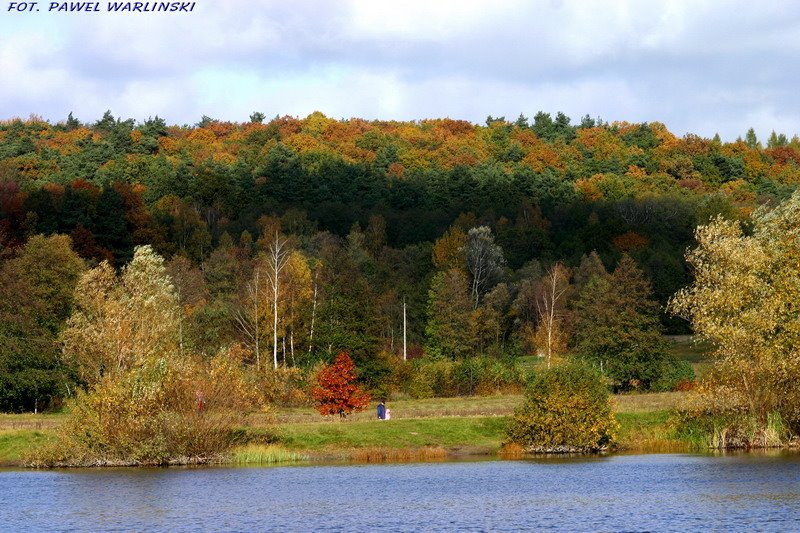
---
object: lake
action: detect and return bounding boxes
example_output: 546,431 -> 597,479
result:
2,452 -> 799,532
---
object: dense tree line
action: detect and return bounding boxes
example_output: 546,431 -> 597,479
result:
1,111 -> 798,411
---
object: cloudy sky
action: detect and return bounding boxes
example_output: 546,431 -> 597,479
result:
1,0 -> 798,140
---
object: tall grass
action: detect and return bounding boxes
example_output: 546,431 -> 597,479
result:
231,444 -> 308,465
615,411 -> 690,453
351,447 -> 448,463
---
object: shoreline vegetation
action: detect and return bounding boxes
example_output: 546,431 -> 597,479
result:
0,390 -> 785,469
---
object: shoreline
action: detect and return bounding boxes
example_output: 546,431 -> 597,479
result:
3,392 -> 794,469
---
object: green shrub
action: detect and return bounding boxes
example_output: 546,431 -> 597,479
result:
401,357 -> 525,399
504,362 -> 619,453
651,359 -> 696,392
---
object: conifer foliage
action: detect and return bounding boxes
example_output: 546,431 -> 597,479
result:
312,352 -> 371,418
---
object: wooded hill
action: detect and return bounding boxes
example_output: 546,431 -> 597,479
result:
0,111 -> 797,411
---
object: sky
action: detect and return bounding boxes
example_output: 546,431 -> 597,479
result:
1,0 -> 798,141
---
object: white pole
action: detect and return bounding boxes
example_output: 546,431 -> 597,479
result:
403,296 -> 407,361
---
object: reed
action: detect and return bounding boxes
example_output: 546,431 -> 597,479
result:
615,411 -> 690,452
498,442 -> 525,458
350,446 -> 448,463
231,444 -> 309,465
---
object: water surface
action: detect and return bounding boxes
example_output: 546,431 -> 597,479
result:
2,452 -> 799,531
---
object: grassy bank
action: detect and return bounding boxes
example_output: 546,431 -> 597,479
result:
0,430 -> 57,464
1,392 -> 691,466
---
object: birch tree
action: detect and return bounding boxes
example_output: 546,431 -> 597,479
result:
279,250 -> 312,366
266,231 -> 290,369
234,260 -> 269,370
535,263 -> 571,369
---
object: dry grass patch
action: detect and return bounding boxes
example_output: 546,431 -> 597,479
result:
613,392 -> 688,413
351,446 -> 448,463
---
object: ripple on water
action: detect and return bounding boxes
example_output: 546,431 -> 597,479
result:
1,453 -> 799,532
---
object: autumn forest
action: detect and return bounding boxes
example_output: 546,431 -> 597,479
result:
1,110 -> 798,413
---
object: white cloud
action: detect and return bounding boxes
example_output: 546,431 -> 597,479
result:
1,0 -> 799,140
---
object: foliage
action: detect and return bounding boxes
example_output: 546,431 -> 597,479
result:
463,226 -> 506,308
573,255 -> 678,391
425,269 -> 473,359
32,348 -> 260,466
504,362 -> 619,452
670,192 -> 800,438
311,352 -> 371,418
33,246 -> 261,465
0,235 -> 85,411
59,245 -> 180,385
402,357 -> 525,399
2,112 -> 797,412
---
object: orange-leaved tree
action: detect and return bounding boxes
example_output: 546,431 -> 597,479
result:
312,352 -> 371,418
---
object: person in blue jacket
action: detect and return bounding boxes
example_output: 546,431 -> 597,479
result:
377,400 -> 386,420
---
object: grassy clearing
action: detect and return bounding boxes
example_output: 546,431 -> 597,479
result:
665,335 -> 714,378
614,392 -> 688,413
1,391 -> 695,465
665,335 -> 712,363
275,417 -> 507,457
269,394 -> 522,424
0,430 -> 57,464
0,413 -> 64,431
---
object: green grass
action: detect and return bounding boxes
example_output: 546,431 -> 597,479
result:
1,391 -> 697,465
230,444 -> 309,465
0,430 -> 56,464
616,411 -> 688,452
275,417 -> 507,455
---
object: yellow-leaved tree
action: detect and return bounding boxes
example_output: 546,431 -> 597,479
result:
34,246 -> 259,466
669,192 -> 800,447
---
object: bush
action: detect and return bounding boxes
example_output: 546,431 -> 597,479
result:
29,348 -> 261,467
398,357 -> 524,399
651,359 -> 696,392
504,362 -> 619,453
260,366 -> 308,407
675,379 -> 792,449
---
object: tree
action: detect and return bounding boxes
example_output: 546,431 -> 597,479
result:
573,251 -> 608,293
669,193 -> 800,435
425,269 -> 473,359
266,231 -> 290,369
0,234 -> 85,411
574,255 -> 673,391
311,352 -> 371,418
279,251 -> 313,365
463,226 -> 505,308
432,226 -> 466,271
60,245 -> 180,385
535,263 -> 571,368
44,245 -> 259,465
234,256 -> 270,370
